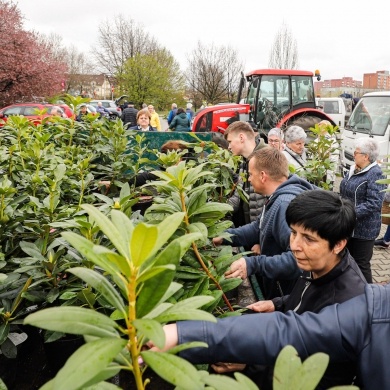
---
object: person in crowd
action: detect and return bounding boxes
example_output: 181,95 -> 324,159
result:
168,108 -> 190,132
75,104 -> 88,122
267,127 -> 283,150
340,137 -> 386,282
185,103 -> 195,128
224,121 -> 267,228
213,190 -> 366,389
120,100 -> 128,112
167,103 -> 178,125
141,103 -> 148,109
213,147 -> 315,299
282,125 -> 307,173
129,109 -> 155,131
50,106 -> 65,118
148,105 -> 161,131
96,101 -> 110,118
121,101 -> 138,128
152,282 -> 390,390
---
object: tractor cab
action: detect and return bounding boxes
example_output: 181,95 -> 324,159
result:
192,69 -> 334,138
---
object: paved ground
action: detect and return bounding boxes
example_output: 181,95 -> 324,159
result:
334,177 -> 390,284
372,224 -> 390,284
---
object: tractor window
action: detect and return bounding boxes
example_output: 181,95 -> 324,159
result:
291,76 -> 314,104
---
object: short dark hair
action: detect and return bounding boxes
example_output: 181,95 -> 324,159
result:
176,108 -> 185,114
286,190 -> 356,250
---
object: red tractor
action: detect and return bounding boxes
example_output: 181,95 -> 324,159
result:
191,69 -> 335,139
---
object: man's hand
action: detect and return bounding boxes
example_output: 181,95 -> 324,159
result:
212,237 -> 224,247
147,323 -> 178,352
247,300 -> 275,313
211,362 -> 246,374
251,244 -> 261,255
225,258 -> 247,279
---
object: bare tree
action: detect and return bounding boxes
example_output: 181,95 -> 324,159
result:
92,15 -> 160,77
268,22 -> 299,69
64,45 -> 96,94
186,42 -> 244,105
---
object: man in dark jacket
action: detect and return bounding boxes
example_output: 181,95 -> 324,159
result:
157,283 -> 389,390
121,102 -> 138,128
213,147 -> 315,299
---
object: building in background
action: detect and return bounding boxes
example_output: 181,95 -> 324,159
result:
315,70 -> 390,99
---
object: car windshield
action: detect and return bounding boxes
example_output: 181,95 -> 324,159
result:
347,96 -> 390,136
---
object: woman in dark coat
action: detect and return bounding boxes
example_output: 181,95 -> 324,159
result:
168,108 -> 190,132
340,137 -> 386,283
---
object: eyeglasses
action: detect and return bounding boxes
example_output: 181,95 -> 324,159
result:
353,151 -> 366,156
268,139 -> 280,144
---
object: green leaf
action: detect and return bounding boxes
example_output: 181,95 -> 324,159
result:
110,209 -> 134,256
189,202 -> 233,217
81,204 -> 129,258
219,278 -> 242,293
141,351 -> 203,389
136,240 -> 181,318
167,341 -> 208,355
203,373 -> 256,390
133,319 -> 165,349
51,338 -> 126,390
187,189 -> 207,216
130,223 -> 158,267
273,345 -> 304,390
19,241 -> 46,261
155,306 -> 216,323
290,351 -> 329,390
68,268 -> 126,317
137,265 -> 175,284
24,307 -> 119,338
61,233 -> 121,277
234,372 -> 259,390
0,323 -> 10,345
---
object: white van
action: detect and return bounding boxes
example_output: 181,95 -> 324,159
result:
316,97 -> 347,129
341,91 -> 390,172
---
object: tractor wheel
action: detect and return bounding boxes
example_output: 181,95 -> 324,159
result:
287,115 -> 322,131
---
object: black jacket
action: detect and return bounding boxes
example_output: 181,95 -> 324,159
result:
270,250 -> 366,389
121,107 -> 138,127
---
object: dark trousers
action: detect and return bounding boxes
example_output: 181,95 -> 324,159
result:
347,237 -> 374,283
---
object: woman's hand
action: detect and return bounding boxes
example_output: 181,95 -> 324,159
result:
247,300 -> 275,313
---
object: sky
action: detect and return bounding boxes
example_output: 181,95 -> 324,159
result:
15,0 -> 389,83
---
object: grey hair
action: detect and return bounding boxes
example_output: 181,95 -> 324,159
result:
268,127 -> 283,139
354,137 -> 380,163
284,125 -> 307,143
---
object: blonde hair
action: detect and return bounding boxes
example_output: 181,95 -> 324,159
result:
224,121 -> 255,140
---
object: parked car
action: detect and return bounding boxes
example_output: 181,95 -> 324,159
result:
89,100 -> 121,119
0,103 -> 71,125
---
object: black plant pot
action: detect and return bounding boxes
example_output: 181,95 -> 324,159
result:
132,197 -> 153,216
0,325 -> 48,390
43,335 -> 84,375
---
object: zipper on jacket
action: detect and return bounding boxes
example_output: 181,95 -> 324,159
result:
293,280 -> 311,312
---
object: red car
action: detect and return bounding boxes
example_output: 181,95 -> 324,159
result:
0,102 -> 74,125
